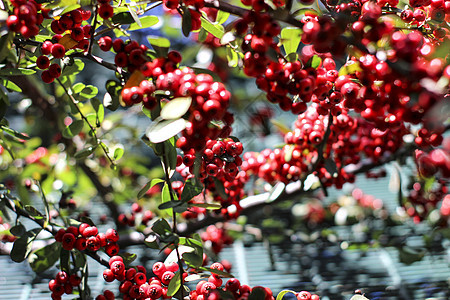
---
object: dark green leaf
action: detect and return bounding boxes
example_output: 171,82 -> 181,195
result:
152,218 -> 172,235
60,249 -> 70,273
158,200 -> 183,210
62,120 -> 84,138
0,125 -> 30,140
24,205 -> 44,219
74,145 -> 97,159
181,177 -> 204,202
111,12 -> 135,24
213,178 -> 228,200
144,234 -> 160,249
248,287 -> 266,300
91,98 -> 104,124
10,228 -> 42,262
200,267 -> 234,278
182,7 -> 192,37
29,242 -> 61,273
9,224 -> 26,236
121,252 -> 137,266
398,246 -> 425,265
167,271 -> 181,297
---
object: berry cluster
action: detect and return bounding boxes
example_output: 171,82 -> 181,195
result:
162,0 -> 204,31
117,203 -> 155,227
179,138 -> 243,180
95,290 -> 116,300
416,148 -> 450,178
405,178 -> 448,223
6,0 -> 44,39
200,225 -> 233,254
55,224 -> 120,256
98,37 -> 149,74
48,271 -> 81,300
103,257 -> 178,299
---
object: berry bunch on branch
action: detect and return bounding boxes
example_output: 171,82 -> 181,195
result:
0,0 -> 449,299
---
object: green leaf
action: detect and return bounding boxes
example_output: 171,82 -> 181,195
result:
72,82 -> 86,94
270,119 -> 291,134
311,55 -> 322,69
213,178 -> 228,201
200,16 -> 224,39
9,224 -> 26,237
200,267 -> 234,278
180,177 -> 203,202
182,7 -> 192,37
24,205 -> 45,219
62,120 -> 84,138
1,78 -> 22,92
144,234 -> 159,249
74,145 -> 97,159
146,118 -> 187,144
91,98 -> 104,124
111,12 -> 135,24
216,10 -> 230,24
158,200 -> 183,210
128,16 -> 159,30
280,27 -> 302,55
61,59 -> 84,77
276,290 -> 297,300
248,287 -> 267,300
28,242 -> 61,273
226,46 -> 239,67
0,68 -> 36,76
0,125 -> 30,140
160,97 -> 192,120
10,228 -> 42,263
137,178 -> 164,199
113,146 -> 124,161
121,252 -> 137,266
338,61 -> 362,76
147,36 -> 171,48
188,202 -> 221,210
60,249 -> 71,273
79,85 -> 98,99
151,218 -> 172,235
398,246 -> 425,265
167,271 -> 181,297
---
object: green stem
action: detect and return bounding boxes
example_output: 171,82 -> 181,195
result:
56,78 -> 116,168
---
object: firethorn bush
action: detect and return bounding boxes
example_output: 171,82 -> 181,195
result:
0,0 -> 449,299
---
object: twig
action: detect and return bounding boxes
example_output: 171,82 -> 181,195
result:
56,78 -> 116,168
88,5 -> 99,55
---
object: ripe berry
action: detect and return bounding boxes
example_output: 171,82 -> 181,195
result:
98,4 -> 114,19
51,44 -> 65,59
36,55 -> 50,69
41,70 -> 54,84
98,36 -> 113,51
